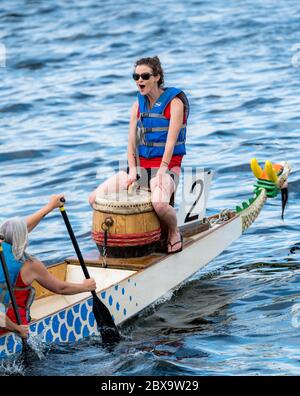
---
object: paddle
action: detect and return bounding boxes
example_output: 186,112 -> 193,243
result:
59,199 -> 121,344
281,187 -> 288,220
0,237 -> 31,367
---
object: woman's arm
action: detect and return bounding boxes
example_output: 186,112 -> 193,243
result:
26,194 -> 65,233
30,259 -> 96,295
127,101 -> 139,183
160,97 -> 184,170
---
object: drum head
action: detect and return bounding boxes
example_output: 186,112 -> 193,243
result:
93,190 -> 153,214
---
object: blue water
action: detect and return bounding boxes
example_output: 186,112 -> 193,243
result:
1,0 -> 300,376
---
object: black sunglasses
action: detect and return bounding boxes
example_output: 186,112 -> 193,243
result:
132,72 -> 154,81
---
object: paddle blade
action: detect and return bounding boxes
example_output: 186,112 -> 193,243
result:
281,187 -> 288,220
20,338 -> 39,368
92,296 -> 121,344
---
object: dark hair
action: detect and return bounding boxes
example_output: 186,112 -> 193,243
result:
134,56 -> 164,87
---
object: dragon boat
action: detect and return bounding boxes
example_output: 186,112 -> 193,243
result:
0,159 -> 291,361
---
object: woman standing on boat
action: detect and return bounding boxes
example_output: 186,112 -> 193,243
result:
0,195 -> 96,336
89,56 -> 189,253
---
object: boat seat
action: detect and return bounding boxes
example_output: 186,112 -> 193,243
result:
33,262 -> 67,300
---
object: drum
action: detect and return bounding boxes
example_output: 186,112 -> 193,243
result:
92,190 -> 161,258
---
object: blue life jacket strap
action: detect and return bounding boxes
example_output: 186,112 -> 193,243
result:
137,124 -> 187,134
138,126 -> 169,133
0,283 -> 7,306
7,284 -> 36,322
14,285 -> 32,291
139,112 -> 168,120
0,283 -> 9,309
143,140 -> 185,147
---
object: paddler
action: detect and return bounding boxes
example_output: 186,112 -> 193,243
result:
0,195 -> 96,337
89,56 -> 189,253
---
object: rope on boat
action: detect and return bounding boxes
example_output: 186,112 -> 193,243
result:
92,228 -> 161,247
100,217 -> 114,267
207,209 -> 232,227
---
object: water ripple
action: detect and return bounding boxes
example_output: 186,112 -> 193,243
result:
1,0 -> 300,376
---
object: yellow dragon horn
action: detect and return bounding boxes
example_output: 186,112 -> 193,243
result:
250,158 -> 263,179
265,160 -> 278,183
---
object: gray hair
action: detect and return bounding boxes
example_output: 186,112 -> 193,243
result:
0,218 -> 28,261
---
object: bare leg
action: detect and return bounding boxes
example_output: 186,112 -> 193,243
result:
150,173 -> 181,253
88,171 -> 129,206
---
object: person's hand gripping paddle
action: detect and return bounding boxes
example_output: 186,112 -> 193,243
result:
59,198 -> 121,344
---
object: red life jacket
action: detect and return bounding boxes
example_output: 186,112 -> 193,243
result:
0,272 -> 35,334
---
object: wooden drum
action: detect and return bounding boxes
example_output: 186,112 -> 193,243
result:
92,190 -> 161,258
